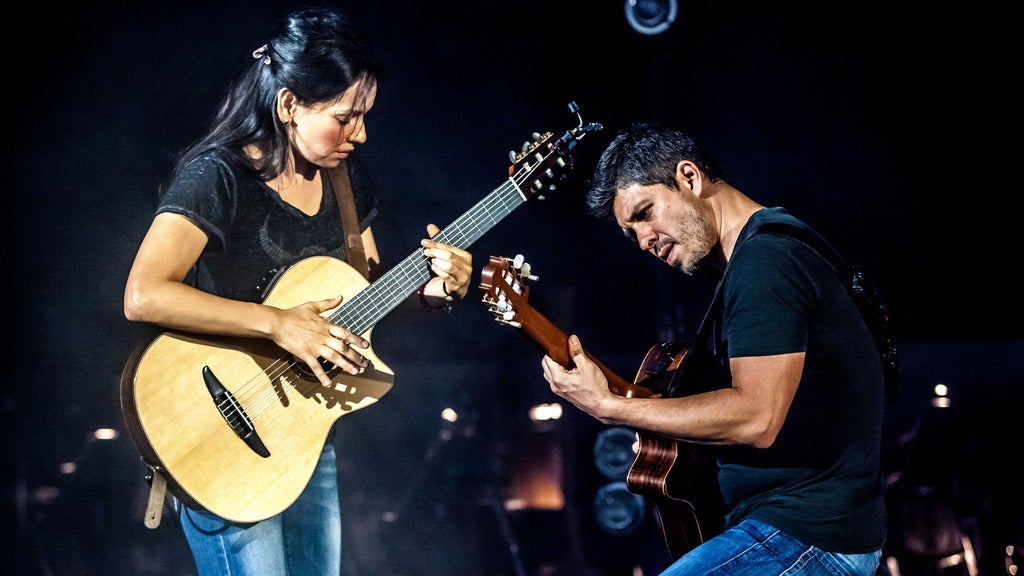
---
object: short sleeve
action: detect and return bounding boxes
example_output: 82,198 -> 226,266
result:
722,234 -> 819,358
157,154 -> 238,252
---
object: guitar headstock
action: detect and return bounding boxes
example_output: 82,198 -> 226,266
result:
509,101 -> 603,202
479,254 -> 537,328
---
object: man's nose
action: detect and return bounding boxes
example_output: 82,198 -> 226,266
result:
635,227 -> 656,252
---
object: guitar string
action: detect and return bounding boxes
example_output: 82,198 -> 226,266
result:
219,144 -> 554,429
222,139 -> 562,428
235,178 -> 526,421
231,179 -> 525,424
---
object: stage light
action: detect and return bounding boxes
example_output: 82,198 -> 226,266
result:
592,426 -> 636,481
593,480 -> 645,535
931,383 -> 951,408
441,407 -> 458,423
624,0 -> 677,36
93,428 -> 118,440
529,403 -> 563,422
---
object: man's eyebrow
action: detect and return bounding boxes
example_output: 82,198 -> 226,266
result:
623,199 -> 647,223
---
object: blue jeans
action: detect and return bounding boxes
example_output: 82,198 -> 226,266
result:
180,444 -> 341,576
660,518 -> 882,576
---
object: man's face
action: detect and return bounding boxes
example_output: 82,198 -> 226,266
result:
612,182 -> 717,275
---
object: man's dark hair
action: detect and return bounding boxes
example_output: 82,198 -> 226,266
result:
587,123 -> 724,220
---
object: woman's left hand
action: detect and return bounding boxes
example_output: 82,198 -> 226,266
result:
420,223 -> 473,299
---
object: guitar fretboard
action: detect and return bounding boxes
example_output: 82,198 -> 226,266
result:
328,179 -> 526,334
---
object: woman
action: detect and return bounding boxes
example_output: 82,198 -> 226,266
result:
123,7 -> 472,575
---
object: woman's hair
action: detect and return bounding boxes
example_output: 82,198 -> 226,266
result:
587,123 -> 724,220
175,7 -> 383,180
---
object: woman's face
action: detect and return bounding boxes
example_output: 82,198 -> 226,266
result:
288,76 -> 377,169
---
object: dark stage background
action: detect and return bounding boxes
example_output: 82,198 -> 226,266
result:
6,1 -> 1022,575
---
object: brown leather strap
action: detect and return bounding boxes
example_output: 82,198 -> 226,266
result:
328,160 -> 370,280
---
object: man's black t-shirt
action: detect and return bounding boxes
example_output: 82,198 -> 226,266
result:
714,207 -> 887,553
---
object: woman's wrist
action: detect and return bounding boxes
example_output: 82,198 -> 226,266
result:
417,282 -> 453,313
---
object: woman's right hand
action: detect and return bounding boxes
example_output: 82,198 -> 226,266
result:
270,295 -> 370,387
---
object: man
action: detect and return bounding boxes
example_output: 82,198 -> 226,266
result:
541,124 -> 887,575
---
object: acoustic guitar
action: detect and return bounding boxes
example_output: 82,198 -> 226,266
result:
480,254 -> 724,559
119,110 -> 602,523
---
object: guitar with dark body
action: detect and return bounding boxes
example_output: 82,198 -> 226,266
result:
480,255 -> 725,560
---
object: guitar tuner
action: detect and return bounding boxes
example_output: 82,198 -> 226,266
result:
509,254 -> 538,281
124,109 -> 600,524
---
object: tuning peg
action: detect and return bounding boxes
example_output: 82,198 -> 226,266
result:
494,295 -> 510,313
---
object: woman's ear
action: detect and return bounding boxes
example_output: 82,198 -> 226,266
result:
276,88 -> 296,124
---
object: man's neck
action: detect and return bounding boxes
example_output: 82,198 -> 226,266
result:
714,186 -> 764,262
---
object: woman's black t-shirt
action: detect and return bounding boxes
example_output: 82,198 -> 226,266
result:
157,151 -> 378,303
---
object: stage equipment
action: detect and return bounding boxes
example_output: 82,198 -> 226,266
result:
624,0 -> 677,35
594,481 -> 646,536
592,426 -> 636,481
592,426 -> 645,535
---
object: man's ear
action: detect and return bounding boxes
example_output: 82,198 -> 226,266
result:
276,88 -> 296,124
675,160 -> 702,196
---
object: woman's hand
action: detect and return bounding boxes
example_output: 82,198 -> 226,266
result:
420,223 -> 473,299
270,295 -> 369,387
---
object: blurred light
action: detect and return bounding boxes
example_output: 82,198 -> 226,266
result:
932,383 -> 951,408
594,481 -> 645,535
93,428 -> 119,440
593,427 -> 637,480
933,383 -> 948,397
504,498 -> 528,511
441,407 -> 458,423
60,462 -> 77,474
509,406 -> 565,510
529,403 -> 563,421
31,486 -> 60,505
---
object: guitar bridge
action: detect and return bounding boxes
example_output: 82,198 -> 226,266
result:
202,366 -> 271,458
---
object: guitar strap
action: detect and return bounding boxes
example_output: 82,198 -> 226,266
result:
144,468 -> 168,528
691,219 -> 898,403
137,163 -> 369,530
328,160 -> 371,280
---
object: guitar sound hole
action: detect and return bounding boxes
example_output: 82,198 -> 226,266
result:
292,356 -> 343,382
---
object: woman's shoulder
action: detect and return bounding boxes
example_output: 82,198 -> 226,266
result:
172,148 -> 265,193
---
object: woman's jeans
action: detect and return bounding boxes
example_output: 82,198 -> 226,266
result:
660,518 -> 882,576
180,444 -> 341,576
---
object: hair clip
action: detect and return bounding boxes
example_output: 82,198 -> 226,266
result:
252,44 -> 271,65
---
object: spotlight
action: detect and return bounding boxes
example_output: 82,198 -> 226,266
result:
592,426 -> 637,481
931,383 -> 951,408
593,481 -> 645,535
624,0 -> 677,36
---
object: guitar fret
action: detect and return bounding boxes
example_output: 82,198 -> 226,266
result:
329,181 -> 526,335
120,118 -> 597,525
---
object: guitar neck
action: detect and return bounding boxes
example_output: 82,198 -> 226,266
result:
329,179 -> 526,334
515,305 -> 655,399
